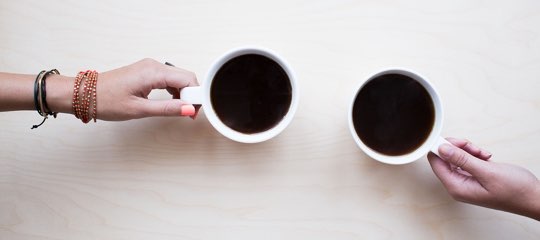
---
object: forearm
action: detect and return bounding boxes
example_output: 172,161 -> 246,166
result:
0,73 -> 34,111
0,72 -> 73,114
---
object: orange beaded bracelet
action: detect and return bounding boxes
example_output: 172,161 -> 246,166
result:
72,70 -> 98,123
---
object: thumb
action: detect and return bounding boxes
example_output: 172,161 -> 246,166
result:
139,99 -> 196,117
438,143 -> 487,176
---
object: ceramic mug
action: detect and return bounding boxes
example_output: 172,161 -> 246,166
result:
180,46 -> 299,143
348,69 -> 450,164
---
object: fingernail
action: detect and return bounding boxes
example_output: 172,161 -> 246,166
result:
180,105 -> 195,116
483,151 -> 493,159
439,144 -> 454,158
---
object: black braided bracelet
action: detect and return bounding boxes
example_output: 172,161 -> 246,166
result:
41,69 -> 60,117
31,69 -> 60,129
33,70 -> 46,117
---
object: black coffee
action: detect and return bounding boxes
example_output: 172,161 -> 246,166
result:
210,54 -> 292,134
352,73 -> 435,156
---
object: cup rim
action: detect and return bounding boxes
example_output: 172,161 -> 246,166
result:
348,68 -> 444,164
202,46 -> 299,143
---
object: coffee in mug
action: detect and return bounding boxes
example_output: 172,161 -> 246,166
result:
352,73 -> 435,156
210,54 -> 292,134
348,69 -> 449,164
180,47 -> 299,143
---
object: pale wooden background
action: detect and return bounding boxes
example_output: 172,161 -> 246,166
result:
1,0 -> 539,239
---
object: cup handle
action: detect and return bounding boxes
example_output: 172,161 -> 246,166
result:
430,137 -> 452,159
180,86 -> 203,105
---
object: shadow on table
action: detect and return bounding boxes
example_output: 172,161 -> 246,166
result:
106,110 -> 293,167
349,150 -> 491,231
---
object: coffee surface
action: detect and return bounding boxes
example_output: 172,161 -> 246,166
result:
211,54 -> 292,134
352,73 -> 435,156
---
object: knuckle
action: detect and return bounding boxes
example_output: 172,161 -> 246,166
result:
463,140 -> 473,149
184,71 -> 197,84
161,102 -> 175,116
140,58 -> 158,66
462,140 -> 481,154
453,151 -> 469,168
138,58 -> 159,71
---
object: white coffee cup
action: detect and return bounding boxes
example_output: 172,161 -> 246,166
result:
180,46 -> 299,143
348,69 -> 450,164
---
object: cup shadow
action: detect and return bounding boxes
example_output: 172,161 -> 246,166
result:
108,109 -> 291,168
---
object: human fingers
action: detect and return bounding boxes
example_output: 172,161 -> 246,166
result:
438,143 -> 489,177
427,152 -> 489,202
427,152 -> 454,184
157,61 -> 199,89
136,98 -> 195,118
165,86 -> 199,119
134,58 -> 199,90
158,61 -> 200,119
428,153 -> 474,198
427,152 -> 473,187
446,137 -> 492,160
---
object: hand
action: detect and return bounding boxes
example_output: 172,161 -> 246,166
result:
427,138 -> 540,220
96,58 -> 199,121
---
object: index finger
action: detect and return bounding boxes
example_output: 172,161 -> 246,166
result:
164,61 -> 203,119
446,137 -> 492,161
427,152 -> 473,197
147,60 -> 199,90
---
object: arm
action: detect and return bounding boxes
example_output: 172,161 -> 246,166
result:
0,72 -> 72,113
0,58 -> 198,121
428,138 -> 540,220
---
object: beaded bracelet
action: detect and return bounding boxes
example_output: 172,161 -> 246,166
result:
73,70 -> 98,123
72,71 -> 84,119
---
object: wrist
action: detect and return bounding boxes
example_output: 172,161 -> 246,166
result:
46,74 -> 74,114
516,179 -> 540,221
530,181 -> 540,220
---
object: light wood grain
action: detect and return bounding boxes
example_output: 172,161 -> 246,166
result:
1,0 -> 540,239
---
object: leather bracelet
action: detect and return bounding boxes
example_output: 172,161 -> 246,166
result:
41,69 -> 60,117
31,69 -> 61,129
33,70 -> 46,117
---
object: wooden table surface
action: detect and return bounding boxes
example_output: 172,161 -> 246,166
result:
1,0 -> 539,239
